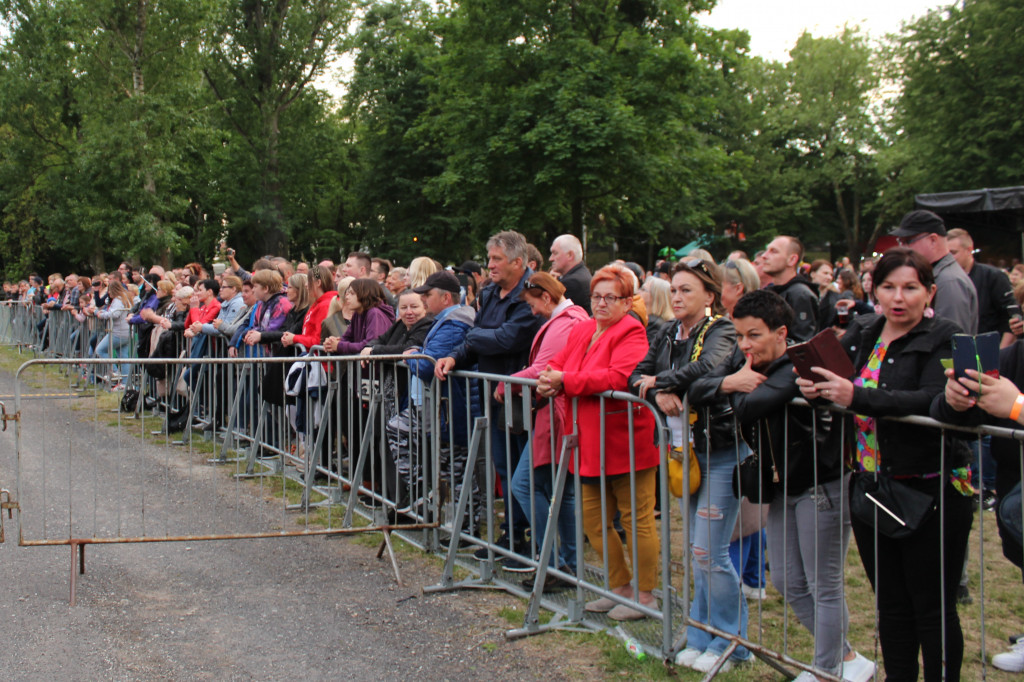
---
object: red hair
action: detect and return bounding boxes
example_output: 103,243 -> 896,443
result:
590,264 -> 634,299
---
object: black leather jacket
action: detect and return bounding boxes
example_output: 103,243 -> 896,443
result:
630,316 -> 737,452
690,345 -> 837,496
840,313 -> 969,476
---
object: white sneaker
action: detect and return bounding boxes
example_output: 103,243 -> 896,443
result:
993,640 -> 1024,673
674,647 -> 703,668
742,583 -> 767,601
692,651 -> 733,674
794,672 -> 821,682
843,652 -> 876,682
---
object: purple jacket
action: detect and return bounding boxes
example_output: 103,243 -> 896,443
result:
336,303 -> 395,354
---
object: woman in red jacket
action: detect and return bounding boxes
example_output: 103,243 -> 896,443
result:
282,264 -> 339,352
538,264 -> 658,621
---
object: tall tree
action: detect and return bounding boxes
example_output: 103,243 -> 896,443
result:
202,0 -> 353,256
890,0 -> 1024,195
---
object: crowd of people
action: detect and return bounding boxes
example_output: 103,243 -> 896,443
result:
4,210 -> 1024,679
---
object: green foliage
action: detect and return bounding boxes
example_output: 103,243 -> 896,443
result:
890,0 -> 1024,194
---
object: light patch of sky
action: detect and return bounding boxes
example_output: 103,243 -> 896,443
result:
698,0 -> 949,62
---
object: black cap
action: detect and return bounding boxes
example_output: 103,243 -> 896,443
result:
890,209 -> 947,238
413,271 -> 461,295
456,260 -> 482,276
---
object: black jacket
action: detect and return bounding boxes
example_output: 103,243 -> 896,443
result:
690,345 -> 837,496
769,274 -> 819,342
841,313 -> 968,476
367,315 -> 434,355
558,262 -> 592,315
630,316 -> 737,452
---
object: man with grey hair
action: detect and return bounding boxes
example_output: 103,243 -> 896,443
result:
436,229 -> 541,570
549,233 -> 591,314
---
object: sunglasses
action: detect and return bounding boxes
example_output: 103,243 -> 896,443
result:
682,258 -> 713,278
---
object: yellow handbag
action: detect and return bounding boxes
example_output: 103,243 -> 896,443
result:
669,445 -> 700,497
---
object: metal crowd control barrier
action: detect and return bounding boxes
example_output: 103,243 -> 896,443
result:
2,309 -> 1024,678
3,354 -> 443,604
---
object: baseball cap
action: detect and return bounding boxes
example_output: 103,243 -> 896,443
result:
413,270 -> 461,295
455,260 -> 482,276
890,209 -> 947,238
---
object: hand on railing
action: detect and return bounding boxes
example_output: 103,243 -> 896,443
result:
434,356 -> 456,381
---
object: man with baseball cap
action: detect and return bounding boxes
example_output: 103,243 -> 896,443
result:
890,209 -> 978,335
405,270 -> 483,538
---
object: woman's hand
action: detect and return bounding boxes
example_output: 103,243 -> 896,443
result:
962,369 -> 1023,421
804,366 -> 854,407
323,336 -> 339,353
720,354 -> 766,394
654,391 -> 684,417
633,374 -> 658,399
280,331 -> 294,347
942,368 -> 977,412
537,365 -> 564,398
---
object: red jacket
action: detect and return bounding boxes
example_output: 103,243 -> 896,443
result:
548,314 -> 657,476
293,290 -> 339,350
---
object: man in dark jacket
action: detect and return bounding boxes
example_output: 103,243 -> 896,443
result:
437,231 -> 541,568
550,234 -> 592,314
758,236 -> 819,342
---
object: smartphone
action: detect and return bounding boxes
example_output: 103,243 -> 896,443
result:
951,332 -> 1000,396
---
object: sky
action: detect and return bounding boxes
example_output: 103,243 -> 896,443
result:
698,0 -> 949,62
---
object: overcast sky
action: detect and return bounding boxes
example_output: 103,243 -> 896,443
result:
699,0 -> 949,61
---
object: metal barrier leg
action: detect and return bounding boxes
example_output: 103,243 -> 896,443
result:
424,418 -> 495,593
341,393 -> 381,523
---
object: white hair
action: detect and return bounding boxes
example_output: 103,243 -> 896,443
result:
553,234 -> 583,263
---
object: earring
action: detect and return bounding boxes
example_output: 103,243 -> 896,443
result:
705,306 -> 712,318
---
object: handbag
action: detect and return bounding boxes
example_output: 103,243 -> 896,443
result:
849,472 -> 938,539
668,445 -> 700,497
732,420 -> 779,504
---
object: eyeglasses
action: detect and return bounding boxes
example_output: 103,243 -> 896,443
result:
897,233 -> 931,246
590,294 -> 629,305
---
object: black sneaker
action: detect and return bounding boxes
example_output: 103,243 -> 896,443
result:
957,584 -> 973,605
982,492 -> 998,512
474,534 -> 513,561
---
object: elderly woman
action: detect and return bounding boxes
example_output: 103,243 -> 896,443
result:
800,248 -> 971,682
720,258 -> 760,316
631,259 -> 747,673
537,264 -> 657,621
497,273 -> 589,591
640,277 -> 673,344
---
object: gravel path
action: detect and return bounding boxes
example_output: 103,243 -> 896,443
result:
0,360 -> 606,681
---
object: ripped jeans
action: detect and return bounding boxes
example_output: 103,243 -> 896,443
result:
684,442 -> 750,661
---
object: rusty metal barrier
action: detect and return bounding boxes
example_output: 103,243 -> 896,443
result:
5,354 -> 442,604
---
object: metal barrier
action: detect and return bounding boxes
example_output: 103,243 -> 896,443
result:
4,354 -> 443,604
1,308 -> 1023,679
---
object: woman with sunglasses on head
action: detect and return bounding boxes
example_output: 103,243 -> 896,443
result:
631,259 -> 748,673
537,264 -> 658,621
798,247 -> 972,682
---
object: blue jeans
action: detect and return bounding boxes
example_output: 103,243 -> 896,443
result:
92,333 -> 131,380
510,444 -> 576,571
729,529 -> 766,588
491,423 -> 530,542
685,443 -> 750,661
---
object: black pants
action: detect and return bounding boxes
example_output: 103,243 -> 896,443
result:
852,479 -> 974,682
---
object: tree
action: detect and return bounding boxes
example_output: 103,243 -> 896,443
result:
411,0 -> 737,261
890,0 -> 1024,195
202,0 -> 354,256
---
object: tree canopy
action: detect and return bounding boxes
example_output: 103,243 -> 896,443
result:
0,0 -> 1020,277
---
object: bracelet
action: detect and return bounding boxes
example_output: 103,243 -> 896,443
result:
1010,393 -> 1024,422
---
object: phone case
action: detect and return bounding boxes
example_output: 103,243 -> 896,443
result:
787,330 -> 856,382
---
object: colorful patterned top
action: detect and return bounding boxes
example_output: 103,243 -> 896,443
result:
853,337 -> 973,495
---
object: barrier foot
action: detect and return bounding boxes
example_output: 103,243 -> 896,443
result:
378,530 -> 404,587
506,614 -> 590,640
69,541 -> 85,606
